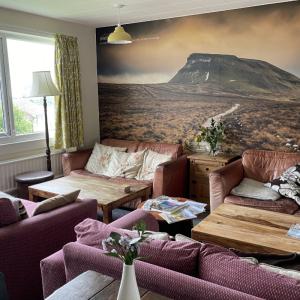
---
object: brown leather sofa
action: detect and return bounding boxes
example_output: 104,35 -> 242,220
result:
209,149 -> 300,215
62,139 -> 187,205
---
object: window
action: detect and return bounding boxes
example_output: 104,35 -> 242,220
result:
0,33 -> 55,143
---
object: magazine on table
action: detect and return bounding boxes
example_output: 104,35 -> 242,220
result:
287,224 -> 300,239
142,196 -> 206,224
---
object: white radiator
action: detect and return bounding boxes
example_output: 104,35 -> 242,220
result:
0,153 -> 63,192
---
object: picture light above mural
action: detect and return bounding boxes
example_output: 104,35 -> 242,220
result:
97,2 -> 300,155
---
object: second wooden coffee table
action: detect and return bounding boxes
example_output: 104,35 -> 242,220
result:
28,175 -> 151,223
192,203 -> 300,254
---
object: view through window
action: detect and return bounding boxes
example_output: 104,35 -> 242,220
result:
7,38 -> 55,137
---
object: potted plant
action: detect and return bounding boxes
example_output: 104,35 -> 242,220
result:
195,118 -> 225,156
102,222 -> 149,300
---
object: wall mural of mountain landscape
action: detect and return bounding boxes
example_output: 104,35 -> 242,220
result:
96,2 -> 300,154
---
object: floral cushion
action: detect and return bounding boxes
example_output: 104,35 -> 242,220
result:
105,150 -> 146,179
265,164 -> 300,205
136,149 -> 172,180
85,143 -> 127,176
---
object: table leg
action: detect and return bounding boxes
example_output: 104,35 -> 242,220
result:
28,190 -> 39,202
102,206 -> 112,224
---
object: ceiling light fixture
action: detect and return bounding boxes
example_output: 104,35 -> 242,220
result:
107,4 -> 132,45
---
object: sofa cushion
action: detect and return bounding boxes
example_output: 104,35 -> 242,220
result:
0,198 -> 19,226
242,149 -> 300,183
32,190 -> 80,216
105,150 -> 145,179
85,143 -> 127,175
136,150 -> 172,180
101,138 -> 140,153
75,218 -> 133,248
75,218 -> 199,275
137,141 -> 182,159
224,195 -> 299,215
198,243 -> 300,300
230,178 -> 280,200
21,199 -> 38,217
0,192 -> 28,221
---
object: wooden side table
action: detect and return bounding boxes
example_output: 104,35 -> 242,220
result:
15,171 -> 54,199
188,153 -> 237,208
46,270 -> 171,300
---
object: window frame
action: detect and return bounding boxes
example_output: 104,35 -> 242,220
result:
0,31 -> 55,145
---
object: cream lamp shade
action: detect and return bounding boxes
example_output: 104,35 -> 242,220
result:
28,71 -> 60,97
107,25 -> 132,44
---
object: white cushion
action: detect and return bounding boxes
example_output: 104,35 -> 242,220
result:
105,150 -> 145,179
85,143 -> 127,175
136,150 -> 172,180
231,178 -> 281,201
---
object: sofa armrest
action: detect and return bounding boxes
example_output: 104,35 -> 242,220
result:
40,249 -> 66,299
209,159 -> 244,211
110,209 -> 159,231
153,155 -> 188,198
63,242 -> 260,300
62,149 -> 92,176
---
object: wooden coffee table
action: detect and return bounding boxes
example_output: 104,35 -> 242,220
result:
46,270 -> 171,300
192,203 -> 300,254
28,175 -> 151,224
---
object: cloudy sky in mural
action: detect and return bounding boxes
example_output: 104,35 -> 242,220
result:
97,2 -> 300,84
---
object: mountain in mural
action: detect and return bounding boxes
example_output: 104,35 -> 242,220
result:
170,53 -> 300,98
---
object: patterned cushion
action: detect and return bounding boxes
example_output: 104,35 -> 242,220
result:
0,192 -> 28,222
32,190 -> 80,216
105,150 -> 146,179
85,143 -> 127,175
136,149 -> 172,180
265,164 -> 300,205
198,243 -> 300,299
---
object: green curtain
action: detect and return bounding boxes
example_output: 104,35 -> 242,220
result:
54,34 -> 84,149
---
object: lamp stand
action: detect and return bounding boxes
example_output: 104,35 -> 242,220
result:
43,96 -> 52,171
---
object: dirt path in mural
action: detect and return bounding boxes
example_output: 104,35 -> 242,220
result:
202,103 -> 240,127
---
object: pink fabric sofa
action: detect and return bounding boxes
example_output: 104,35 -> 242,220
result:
210,149 -> 300,213
0,198 -> 97,300
41,210 -> 300,300
62,138 -> 188,201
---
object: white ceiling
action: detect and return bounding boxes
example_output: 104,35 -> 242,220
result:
0,0 -> 295,28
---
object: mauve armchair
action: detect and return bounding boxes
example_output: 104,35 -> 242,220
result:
0,199 -> 97,300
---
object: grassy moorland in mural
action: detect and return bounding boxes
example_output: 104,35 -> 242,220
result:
99,53 -> 300,154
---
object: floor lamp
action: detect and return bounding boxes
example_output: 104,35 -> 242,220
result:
28,71 -> 60,171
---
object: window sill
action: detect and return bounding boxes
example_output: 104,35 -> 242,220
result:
0,136 -> 60,162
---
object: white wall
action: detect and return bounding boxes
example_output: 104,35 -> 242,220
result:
0,7 -> 99,157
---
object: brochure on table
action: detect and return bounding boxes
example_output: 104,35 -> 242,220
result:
142,196 -> 206,224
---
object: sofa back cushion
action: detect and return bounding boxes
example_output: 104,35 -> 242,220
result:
75,218 -> 200,276
101,139 -> 139,153
137,141 -> 182,159
0,198 -> 19,227
242,150 -> 300,182
198,243 -> 300,300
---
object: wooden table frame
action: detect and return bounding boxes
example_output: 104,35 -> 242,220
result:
192,203 -> 300,254
46,270 -> 171,299
28,175 -> 152,224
